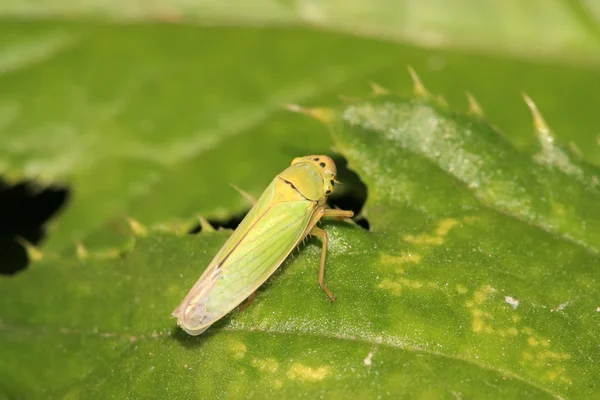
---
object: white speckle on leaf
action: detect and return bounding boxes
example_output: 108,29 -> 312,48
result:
363,350 -> 375,366
505,296 -> 520,309
552,302 -> 569,312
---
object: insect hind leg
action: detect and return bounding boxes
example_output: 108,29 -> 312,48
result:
309,226 -> 336,302
239,291 -> 258,312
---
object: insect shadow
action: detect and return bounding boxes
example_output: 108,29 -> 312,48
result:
170,317 -> 232,347
0,179 -> 69,275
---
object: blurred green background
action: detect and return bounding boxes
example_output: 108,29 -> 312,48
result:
1,1 -> 599,399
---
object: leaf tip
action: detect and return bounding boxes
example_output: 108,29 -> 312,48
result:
127,217 -> 148,237
466,91 -> 484,117
15,237 -> 43,262
407,65 -> 429,98
285,104 -> 335,125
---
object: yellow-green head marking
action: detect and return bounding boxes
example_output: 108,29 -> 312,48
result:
279,155 -> 337,201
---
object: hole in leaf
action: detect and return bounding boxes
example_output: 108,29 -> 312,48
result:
328,155 -> 369,230
189,209 -> 248,234
0,179 -> 69,275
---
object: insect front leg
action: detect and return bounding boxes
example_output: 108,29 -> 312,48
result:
323,208 -> 354,220
309,226 -> 336,302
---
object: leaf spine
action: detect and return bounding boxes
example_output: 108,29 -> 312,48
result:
522,93 -> 554,151
407,66 -> 429,98
197,216 -> 216,232
368,81 -> 391,97
127,217 -> 148,237
15,237 -> 43,261
466,91 -> 484,117
285,104 -> 335,125
76,241 -> 89,259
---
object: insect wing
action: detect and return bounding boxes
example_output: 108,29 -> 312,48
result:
173,177 -> 320,334
172,178 -> 278,324
202,199 -> 315,320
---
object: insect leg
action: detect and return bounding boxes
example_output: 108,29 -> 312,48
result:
309,226 -> 336,302
323,208 -> 354,220
239,291 -> 258,312
229,183 -> 257,205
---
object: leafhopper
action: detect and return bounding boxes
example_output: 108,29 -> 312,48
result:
173,155 -> 354,335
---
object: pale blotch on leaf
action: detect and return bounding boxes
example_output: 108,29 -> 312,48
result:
379,279 -> 403,296
380,252 -> 422,266
379,252 -> 422,275
455,284 -> 468,294
465,285 -> 572,382
228,340 -> 247,360
272,379 -> 283,389
379,277 -> 440,296
287,363 -> 331,381
403,218 -> 460,245
521,343 -> 572,384
465,284 -> 496,333
251,357 -> 279,373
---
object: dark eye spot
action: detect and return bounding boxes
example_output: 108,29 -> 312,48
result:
325,190 -> 332,195
319,162 -> 326,168
313,157 -> 320,161
330,180 -> 335,186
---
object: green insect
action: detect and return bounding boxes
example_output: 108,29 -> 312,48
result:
172,155 -> 354,335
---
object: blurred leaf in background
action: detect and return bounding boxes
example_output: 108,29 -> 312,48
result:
0,0 -> 599,398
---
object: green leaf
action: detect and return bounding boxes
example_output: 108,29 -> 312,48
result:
3,87 -> 600,398
2,3 -> 600,398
